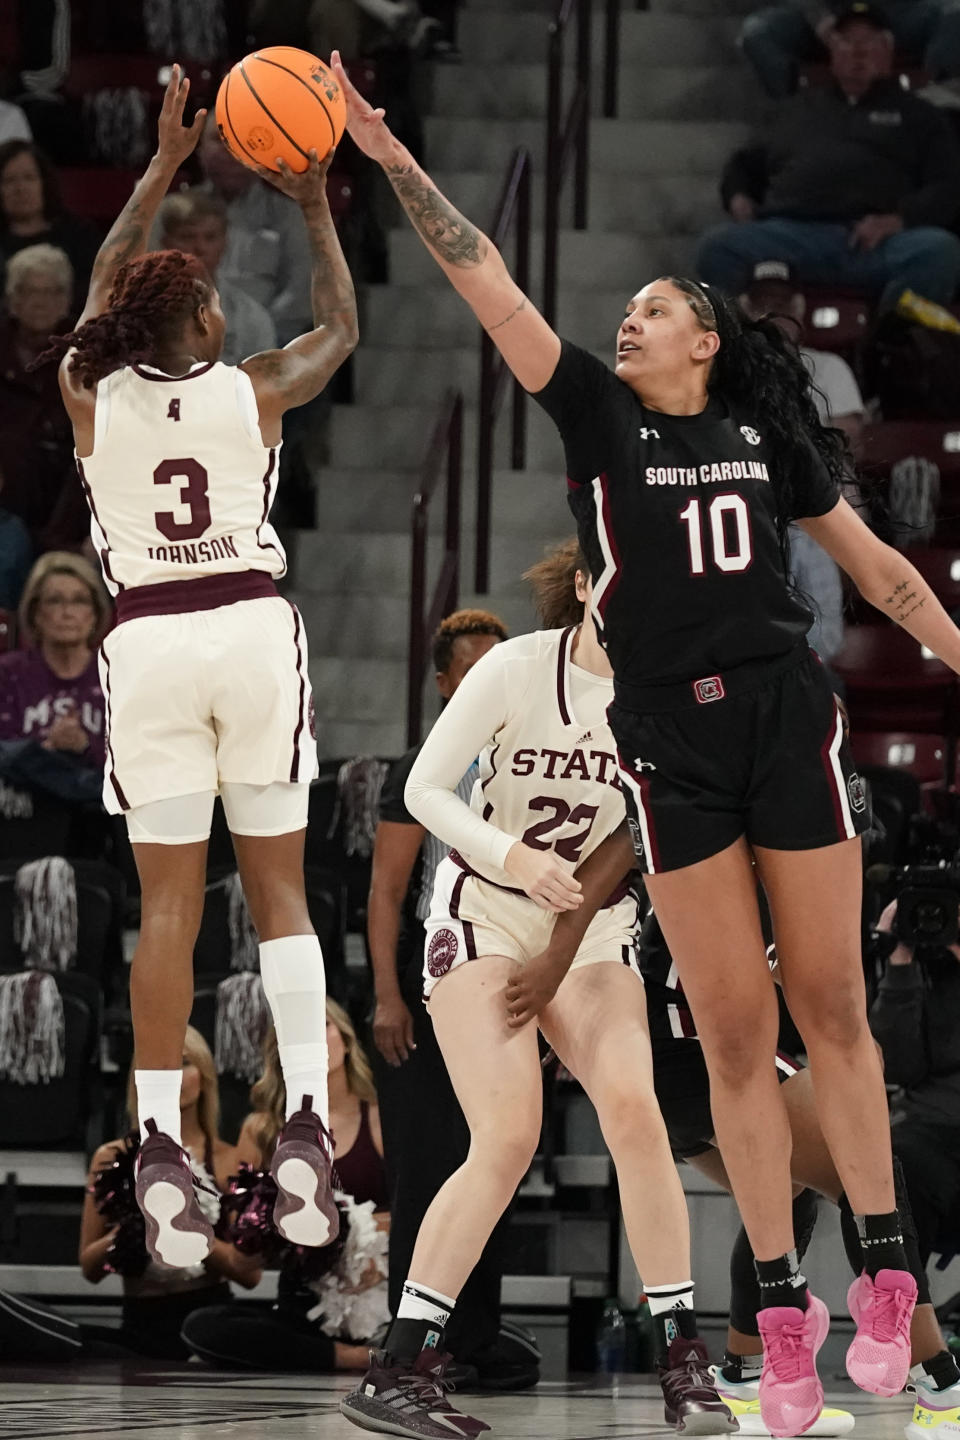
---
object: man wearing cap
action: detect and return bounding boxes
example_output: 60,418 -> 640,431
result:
740,0 -> 960,100
698,3 -> 960,308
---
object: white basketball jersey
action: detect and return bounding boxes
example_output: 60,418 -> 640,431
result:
467,627 -> 623,887
77,360 -> 285,594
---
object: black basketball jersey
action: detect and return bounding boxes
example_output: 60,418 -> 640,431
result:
532,342 -> 840,689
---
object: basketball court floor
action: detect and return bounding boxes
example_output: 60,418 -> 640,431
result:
2,1363 -> 915,1439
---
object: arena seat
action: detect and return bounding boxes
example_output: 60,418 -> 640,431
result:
852,730 -> 948,787
64,53 -> 168,101
57,167 -> 142,229
831,621 -> 957,732
902,546 -> 960,613
803,287 -> 872,358
859,421 -> 960,481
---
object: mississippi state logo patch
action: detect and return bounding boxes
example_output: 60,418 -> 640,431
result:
308,695 -> 317,740
427,927 -> 458,977
847,772 -> 867,814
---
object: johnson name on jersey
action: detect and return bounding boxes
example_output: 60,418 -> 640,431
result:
77,361 -> 286,595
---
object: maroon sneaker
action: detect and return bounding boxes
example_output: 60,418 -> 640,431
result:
270,1093 -> 340,1247
340,1348 -> 491,1437
658,1336 -> 739,1435
134,1118 -> 214,1269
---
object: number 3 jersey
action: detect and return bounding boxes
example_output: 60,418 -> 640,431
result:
76,360 -> 285,594
531,341 -> 841,689
404,626 -> 624,891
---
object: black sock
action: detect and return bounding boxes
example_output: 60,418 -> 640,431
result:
755,1250 -> 809,1312
653,1303 -> 699,1365
720,1349 -> 763,1384
921,1351 -> 960,1392
386,1317 -> 448,1364
857,1209 -> 910,1278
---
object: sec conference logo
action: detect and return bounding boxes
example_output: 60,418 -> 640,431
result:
740,426 -> 761,446
427,928 -> 459,977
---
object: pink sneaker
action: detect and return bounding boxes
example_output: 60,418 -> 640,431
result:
757,1291 -> 830,1439
846,1268 -> 917,1397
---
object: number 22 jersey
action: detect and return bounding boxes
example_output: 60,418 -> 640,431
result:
532,341 -> 841,689
404,626 -> 623,892
76,360 -> 285,594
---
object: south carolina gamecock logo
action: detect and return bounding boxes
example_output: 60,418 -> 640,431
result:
847,772 -> 867,814
427,927 -> 458,977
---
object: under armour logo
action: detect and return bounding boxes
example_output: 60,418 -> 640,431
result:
167,399 -> 181,422
639,427 -> 661,440
633,756 -> 656,771
740,425 -> 761,446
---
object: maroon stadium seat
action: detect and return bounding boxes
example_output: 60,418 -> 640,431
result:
64,53 -> 169,100
803,287 -> 873,357
860,421 -> 960,480
831,621 -> 957,733
58,167 -> 142,229
852,730 -> 948,787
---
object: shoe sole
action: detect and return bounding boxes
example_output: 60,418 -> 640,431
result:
673,1413 -> 739,1435
725,1413 -> 855,1437
340,1397 -> 485,1438
271,1148 -> 340,1247
136,1174 -> 214,1269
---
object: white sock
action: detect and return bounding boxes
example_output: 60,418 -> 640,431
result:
259,935 -> 329,1126
646,1281 -> 696,1318
135,1070 -> 183,1145
398,1280 -> 457,1326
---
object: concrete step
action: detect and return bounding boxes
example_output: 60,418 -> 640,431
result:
457,7 -> 741,65
429,60 -> 758,123
315,716 -> 405,761
310,656 -> 407,720
329,396 -> 565,471
312,467 -> 419,532
296,591 -> 409,658
353,343 -> 481,405
422,114 -> 748,175
311,463 -> 578,534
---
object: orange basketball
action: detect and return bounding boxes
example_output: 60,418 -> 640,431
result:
215,47 -> 346,174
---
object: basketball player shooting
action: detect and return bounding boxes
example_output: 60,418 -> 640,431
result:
46,65 -> 357,1270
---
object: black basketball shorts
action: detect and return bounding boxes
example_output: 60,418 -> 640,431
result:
610,645 -> 870,875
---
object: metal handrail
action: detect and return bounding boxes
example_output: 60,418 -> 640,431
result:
544,0 -> 592,329
475,147 -> 532,594
407,389 -> 464,746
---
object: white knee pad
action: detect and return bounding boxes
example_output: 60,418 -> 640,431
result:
220,781 -> 310,837
125,791 -> 216,845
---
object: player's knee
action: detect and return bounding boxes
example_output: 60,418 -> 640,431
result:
702,1015 -> 776,1091
792,978 -> 867,1051
471,1112 -> 539,1186
595,1078 -> 664,1153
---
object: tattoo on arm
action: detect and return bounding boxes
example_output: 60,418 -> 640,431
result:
884,576 -> 928,625
384,162 -> 488,268
488,297 -> 528,332
301,200 -> 357,337
90,196 -> 148,292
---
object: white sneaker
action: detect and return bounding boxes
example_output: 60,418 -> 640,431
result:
710,1366 -> 855,1437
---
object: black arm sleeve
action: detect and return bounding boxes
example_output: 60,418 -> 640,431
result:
378,746 -> 422,826
530,339 -> 623,485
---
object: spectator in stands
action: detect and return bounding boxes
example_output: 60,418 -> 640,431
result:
198,115 -> 313,345
740,0 -> 960,101
738,260 -> 853,661
0,96 -> 30,147
0,244 -> 78,547
157,189 -> 276,364
181,1002 -> 388,1371
0,552 -> 108,774
79,1026 -> 262,1359
698,3 -> 960,308
869,897 -> 960,1271
366,608 -> 538,1391
0,140 -> 99,309
0,464 -> 31,611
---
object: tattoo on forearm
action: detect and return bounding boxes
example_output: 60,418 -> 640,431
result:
90,197 -> 148,289
384,162 -> 488,267
885,576 -> 928,625
488,298 -> 528,332
302,202 -> 357,336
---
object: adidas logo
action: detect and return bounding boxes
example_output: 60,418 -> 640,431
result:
575,730 -> 593,745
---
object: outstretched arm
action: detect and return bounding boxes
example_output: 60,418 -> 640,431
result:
76,65 -> 206,328
798,498 -> 960,672
240,147 -> 358,429
331,50 -> 560,394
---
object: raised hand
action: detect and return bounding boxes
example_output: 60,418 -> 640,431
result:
156,64 -> 207,169
329,50 -> 395,163
253,148 -> 333,207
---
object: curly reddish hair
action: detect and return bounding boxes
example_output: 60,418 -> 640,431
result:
40,250 -> 215,388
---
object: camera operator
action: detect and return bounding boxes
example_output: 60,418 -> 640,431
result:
871,889 -> 960,1270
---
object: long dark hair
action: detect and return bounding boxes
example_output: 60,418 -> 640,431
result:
664,276 -> 849,562
0,140 -> 63,227
37,249 -> 214,389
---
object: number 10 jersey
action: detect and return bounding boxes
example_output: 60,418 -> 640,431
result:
77,360 -> 286,595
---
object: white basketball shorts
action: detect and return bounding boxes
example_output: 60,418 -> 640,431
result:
99,594 -> 317,815
422,854 -> 642,1000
